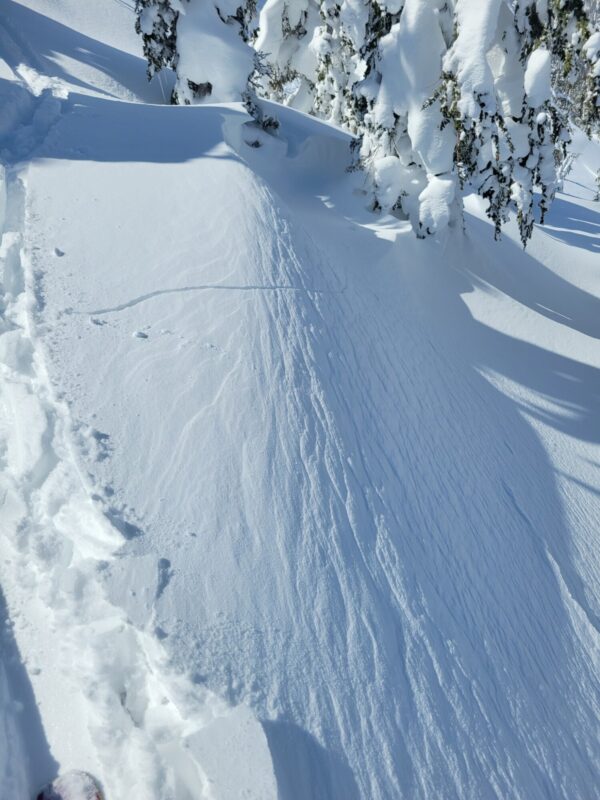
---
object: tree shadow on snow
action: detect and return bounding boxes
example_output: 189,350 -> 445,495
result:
0,77 -> 247,167
233,139 -> 600,796
0,587 -> 58,793
541,195 -> 600,253
263,720 -> 360,800
466,209 -> 600,339
458,215 -> 600,443
0,1 -> 165,102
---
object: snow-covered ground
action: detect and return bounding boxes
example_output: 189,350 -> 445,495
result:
1,2 -> 599,798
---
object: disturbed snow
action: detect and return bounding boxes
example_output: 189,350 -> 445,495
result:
1,2 -> 599,799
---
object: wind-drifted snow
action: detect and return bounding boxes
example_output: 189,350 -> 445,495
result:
1,2 -> 600,800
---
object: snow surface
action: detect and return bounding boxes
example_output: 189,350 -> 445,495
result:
1,2 -> 600,799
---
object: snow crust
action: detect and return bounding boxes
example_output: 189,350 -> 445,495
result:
1,3 -> 600,800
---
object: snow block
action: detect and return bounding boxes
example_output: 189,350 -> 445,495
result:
185,706 -> 278,799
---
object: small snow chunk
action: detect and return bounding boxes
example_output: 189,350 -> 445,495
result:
524,48 -> 551,107
186,707 -> 278,799
54,247 -> 65,257
133,330 -> 148,339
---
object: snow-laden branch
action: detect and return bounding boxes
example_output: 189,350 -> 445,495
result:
135,0 -> 600,245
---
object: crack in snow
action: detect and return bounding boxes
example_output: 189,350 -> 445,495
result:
75,282 -> 340,317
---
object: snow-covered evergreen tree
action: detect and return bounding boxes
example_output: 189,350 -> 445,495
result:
137,0 -> 600,244
135,0 -> 180,81
441,0 -> 599,244
352,0 -> 457,234
341,0 -> 599,242
255,0 -> 322,112
135,0 -> 258,106
309,1 -> 367,130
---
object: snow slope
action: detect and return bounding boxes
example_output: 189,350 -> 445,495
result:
1,2 -> 599,799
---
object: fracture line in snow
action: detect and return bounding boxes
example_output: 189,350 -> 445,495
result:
72,282 -> 342,317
